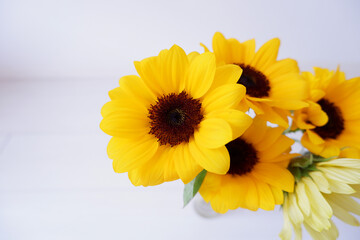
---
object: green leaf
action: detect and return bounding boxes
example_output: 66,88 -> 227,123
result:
193,170 -> 207,195
183,170 -> 207,207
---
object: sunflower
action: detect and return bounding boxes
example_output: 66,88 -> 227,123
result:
292,67 -> 360,158
280,149 -> 360,240
100,45 -> 252,186
202,32 -> 308,128
198,117 -> 297,213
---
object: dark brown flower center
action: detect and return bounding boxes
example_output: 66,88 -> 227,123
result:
235,63 -> 270,98
226,137 -> 258,176
148,91 -> 203,146
313,98 -> 344,139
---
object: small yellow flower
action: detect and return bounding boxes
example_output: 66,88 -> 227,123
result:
100,45 -> 252,186
280,151 -> 360,240
202,32 -> 308,128
292,67 -> 360,158
199,117 -> 297,213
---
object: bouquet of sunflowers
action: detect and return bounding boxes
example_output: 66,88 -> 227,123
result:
100,32 -> 360,239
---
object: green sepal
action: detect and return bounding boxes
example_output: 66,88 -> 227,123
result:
290,153 -> 313,169
312,155 -> 336,163
183,170 -> 207,207
289,166 -> 302,182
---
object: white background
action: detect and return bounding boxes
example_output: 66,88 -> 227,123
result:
0,0 -> 359,239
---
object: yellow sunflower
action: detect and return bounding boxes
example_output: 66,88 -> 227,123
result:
100,45 -> 252,186
292,67 -> 360,158
280,148 -> 360,240
199,117 -> 297,213
202,32 -> 308,128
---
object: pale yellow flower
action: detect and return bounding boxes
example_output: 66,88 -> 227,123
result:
280,157 -> 360,240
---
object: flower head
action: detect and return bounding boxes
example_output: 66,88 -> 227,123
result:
199,117 -> 297,213
203,32 -> 308,128
100,45 -> 252,186
292,67 -> 360,158
280,150 -> 360,240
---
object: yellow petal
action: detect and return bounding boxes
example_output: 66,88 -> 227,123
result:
187,51 -> 200,63
173,144 -> 203,184
258,135 -> 294,161
307,130 -> 325,145
228,38 -> 245,64
199,43 -> 210,52
101,97 -> 147,117
270,73 -> 308,102
208,64 -> 242,92
212,32 -> 231,64
258,104 -> 289,128
264,58 -> 299,80
251,38 -> 280,71
217,175 -> 246,210
189,142 -> 230,174
241,116 -> 267,144
199,172 -> 222,202
185,52 -> 216,98
255,179 -> 275,210
202,84 -> 246,114
252,163 -> 294,192
339,147 -> 360,158
209,192 -> 230,214
110,136 -> 159,173
162,45 -> 189,93
229,175 -> 250,208
244,97 -> 265,114
134,55 -> 164,97
310,89 -> 326,102
301,132 -> 324,156
128,146 -> 178,186
270,185 -> 284,205
242,39 -> 256,64
254,127 -> 284,151
265,100 -> 309,110
243,175 -> 259,211
194,118 -> 232,149
118,75 -> 156,106
319,144 -> 341,158
206,109 -> 252,139
307,102 -> 328,126
100,106 -> 149,138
